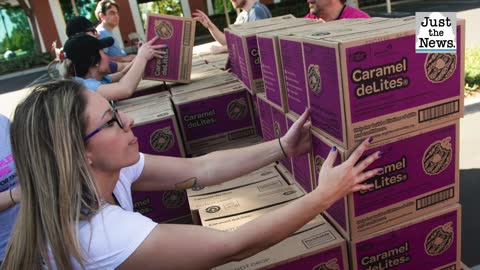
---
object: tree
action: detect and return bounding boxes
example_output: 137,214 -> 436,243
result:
0,0 -> 41,55
149,0 -> 182,16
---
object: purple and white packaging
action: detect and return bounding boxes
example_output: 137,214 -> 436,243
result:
302,18 -> 465,148
172,81 -> 256,156
286,113 -> 314,193
312,120 -> 459,239
143,14 -> 196,83
351,203 -> 461,270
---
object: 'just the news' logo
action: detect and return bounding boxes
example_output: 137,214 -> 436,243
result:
415,12 -> 457,53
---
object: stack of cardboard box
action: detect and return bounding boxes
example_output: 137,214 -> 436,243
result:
254,16 -> 464,269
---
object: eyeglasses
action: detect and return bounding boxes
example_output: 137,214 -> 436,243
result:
84,103 -> 124,142
85,28 -> 98,35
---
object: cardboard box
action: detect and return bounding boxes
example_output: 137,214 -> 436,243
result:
227,14 -> 296,31
302,18 -> 465,148
198,181 -> 304,222
275,162 -> 294,185
117,91 -> 171,112
132,190 -> 191,223
186,164 -> 279,197
189,136 -> 263,157
256,93 -> 275,142
143,14 -> 196,83
172,81 -> 257,156
225,18 -> 318,94
129,79 -> 171,98
276,18 -> 400,117
170,72 -> 238,96
212,213 -> 349,270
249,92 -> 263,139
312,120 -> 459,239
350,203 -> 461,270
286,113 -> 315,193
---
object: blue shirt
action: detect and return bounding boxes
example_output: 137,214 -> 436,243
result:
96,25 -> 127,57
234,1 -> 272,24
75,76 -> 112,92
0,114 -> 19,260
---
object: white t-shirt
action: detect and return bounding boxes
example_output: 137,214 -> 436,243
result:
47,153 -> 157,269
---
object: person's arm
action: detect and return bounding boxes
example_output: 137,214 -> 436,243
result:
109,60 -> 135,82
192,9 -> 227,46
109,54 -> 136,63
132,109 -> 312,191
119,138 -> 382,270
0,186 -> 20,212
96,37 -> 167,100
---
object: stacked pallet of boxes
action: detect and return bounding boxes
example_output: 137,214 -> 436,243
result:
255,16 -> 464,269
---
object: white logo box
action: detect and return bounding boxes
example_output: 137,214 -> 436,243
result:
172,81 -> 257,156
301,17 -> 464,149
225,18 -> 318,95
350,203 -> 461,270
311,120 -> 459,240
211,210 -> 349,270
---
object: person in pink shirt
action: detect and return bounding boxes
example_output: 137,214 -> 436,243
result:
305,0 -> 370,21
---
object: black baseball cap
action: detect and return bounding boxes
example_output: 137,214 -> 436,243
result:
66,16 -> 95,38
63,34 -> 114,64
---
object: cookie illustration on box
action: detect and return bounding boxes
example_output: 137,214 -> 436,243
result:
308,64 -> 322,94
150,127 -> 175,153
162,190 -> 185,208
423,137 -> 452,175
313,258 -> 339,270
425,53 -> 456,83
424,222 -> 454,256
155,20 -> 173,39
227,98 -> 248,120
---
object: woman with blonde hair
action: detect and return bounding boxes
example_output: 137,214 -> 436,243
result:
2,80 -> 382,270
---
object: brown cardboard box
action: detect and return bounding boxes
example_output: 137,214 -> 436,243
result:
301,18 -> 465,148
350,203 -> 461,270
143,14 -> 196,83
212,213 -> 349,270
311,120 -> 459,239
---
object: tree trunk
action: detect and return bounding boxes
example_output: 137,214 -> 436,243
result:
18,0 -> 42,55
70,0 -> 79,16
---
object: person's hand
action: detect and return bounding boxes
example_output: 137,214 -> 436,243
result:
193,9 -> 213,29
315,138 -> 383,207
279,108 -> 312,158
210,44 -> 228,54
137,36 -> 168,62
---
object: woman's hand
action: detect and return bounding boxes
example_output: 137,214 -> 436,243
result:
279,108 -> 312,158
315,138 -> 383,208
193,9 -> 213,29
137,36 -> 168,62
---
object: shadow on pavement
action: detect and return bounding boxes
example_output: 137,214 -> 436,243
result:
460,168 -> 480,267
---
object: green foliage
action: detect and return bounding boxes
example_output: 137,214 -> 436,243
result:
60,0 -> 98,23
149,0 -> 183,16
465,46 -> 480,92
212,0 -> 233,15
1,6 -> 33,52
0,52 -> 52,75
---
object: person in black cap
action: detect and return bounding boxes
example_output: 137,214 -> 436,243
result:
66,16 -> 130,73
63,33 -> 166,100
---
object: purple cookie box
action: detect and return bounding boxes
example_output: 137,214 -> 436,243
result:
132,190 -> 190,223
143,14 -> 195,83
351,204 -> 461,270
